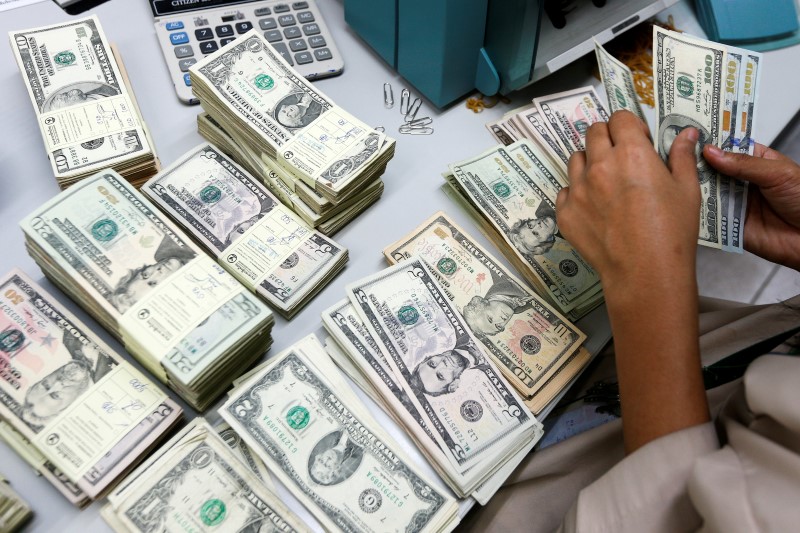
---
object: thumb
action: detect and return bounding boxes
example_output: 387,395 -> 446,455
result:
668,127 -> 699,183
703,144 -> 787,186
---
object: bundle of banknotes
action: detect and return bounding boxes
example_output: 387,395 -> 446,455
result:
0,270 -> 182,507
102,418 -> 306,533
444,138 -> 604,321
9,16 -> 158,189
653,27 -> 762,253
382,212 -> 591,415
189,30 -> 395,235
0,474 -> 31,532
221,334 -> 462,532
489,31 -> 762,255
321,258 -> 543,503
20,171 -> 274,410
142,143 -> 348,318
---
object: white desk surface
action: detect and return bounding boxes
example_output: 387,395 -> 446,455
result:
0,1 -> 797,531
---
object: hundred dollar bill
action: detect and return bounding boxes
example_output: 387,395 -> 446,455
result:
654,27 -> 726,249
719,49 -> 743,251
485,118 -> 516,146
190,30 -> 385,199
20,171 -> 273,409
8,17 -> 153,183
728,51 -> 761,252
534,87 -> 609,154
347,258 -> 540,474
144,143 -> 347,317
104,419 -> 307,533
594,40 -> 647,123
445,143 -> 601,314
221,335 -> 459,533
383,212 -> 585,398
0,269 -> 181,502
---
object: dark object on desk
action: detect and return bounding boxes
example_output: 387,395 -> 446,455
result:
696,0 -> 800,51
52,0 -> 111,15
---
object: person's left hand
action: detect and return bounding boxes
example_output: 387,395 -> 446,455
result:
556,111 -> 701,295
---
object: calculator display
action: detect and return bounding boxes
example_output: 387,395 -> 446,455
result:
150,0 -> 261,17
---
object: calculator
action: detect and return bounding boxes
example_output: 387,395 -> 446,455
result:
151,0 -> 344,104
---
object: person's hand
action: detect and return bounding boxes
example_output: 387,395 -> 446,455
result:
556,111 -> 701,293
703,143 -> 800,271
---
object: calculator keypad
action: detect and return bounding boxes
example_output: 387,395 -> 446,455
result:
158,0 -> 343,104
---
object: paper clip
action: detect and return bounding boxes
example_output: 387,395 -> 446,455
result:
404,98 -> 421,122
383,83 -> 394,108
399,88 -> 410,115
399,125 -> 434,135
374,126 -> 385,133
406,116 -> 432,127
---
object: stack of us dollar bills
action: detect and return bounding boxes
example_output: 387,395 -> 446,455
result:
9,16 -> 159,189
653,27 -> 761,253
189,30 -> 395,235
381,212 -> 591,415
220,334 -> 462,532
20,171 -> 274,410
488,31 -> 762,255
444,139 -> 604,321
102,418 -> 307,533
0,474 -> 32,532
0,270 -> 182,508
320,258 -> 544,503
142,143 -> 348,319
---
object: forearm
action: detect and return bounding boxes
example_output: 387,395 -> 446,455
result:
604,267 -> 709,454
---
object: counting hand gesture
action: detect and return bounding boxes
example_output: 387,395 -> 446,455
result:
556,111 -> 701,292
705,143 -> 800,271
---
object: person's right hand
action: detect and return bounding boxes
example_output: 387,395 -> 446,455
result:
704,144 -> 800,271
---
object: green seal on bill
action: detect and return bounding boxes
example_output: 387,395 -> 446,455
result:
199,185 -> 222,204
437,257 -> 457,276
54,51 -> 75,65
286,406 -> 310,429
254,73 -> 275,90
397,305 -> 419,325
492,182 -> 511,198
200,499 -> 226,526
676,75 -> 694,97
91,219 -> 118,242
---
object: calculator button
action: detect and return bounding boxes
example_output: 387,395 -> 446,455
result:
283,26 -> 301,39
254,7 -> 271,16
200,41 -> 219,54
295,51 -> 313,64
195,28 -> 214,40
274,3 -> 290,13
169,32 -> 190,45
259,18 -> 277,30
184,73 -> 192,86
264,30 -> 283,42
220,37 -> 236,46
308,35 -> 326,48
165,21 -> 184,31
302,23 -> 320,36
313,48 -> 332,61
289,39 -> 307,51
271,42 -> 293,65
235,21 -> 253,34
178,58 -> 197,71
278,14 -> 296,27
174,45 -> 194,58
297,11 -> 314,23
216,25 -> 233,37
292,1 -> 309,9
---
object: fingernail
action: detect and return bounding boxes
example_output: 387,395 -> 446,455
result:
686,127 -> 699,143
705,144 -> 722,157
